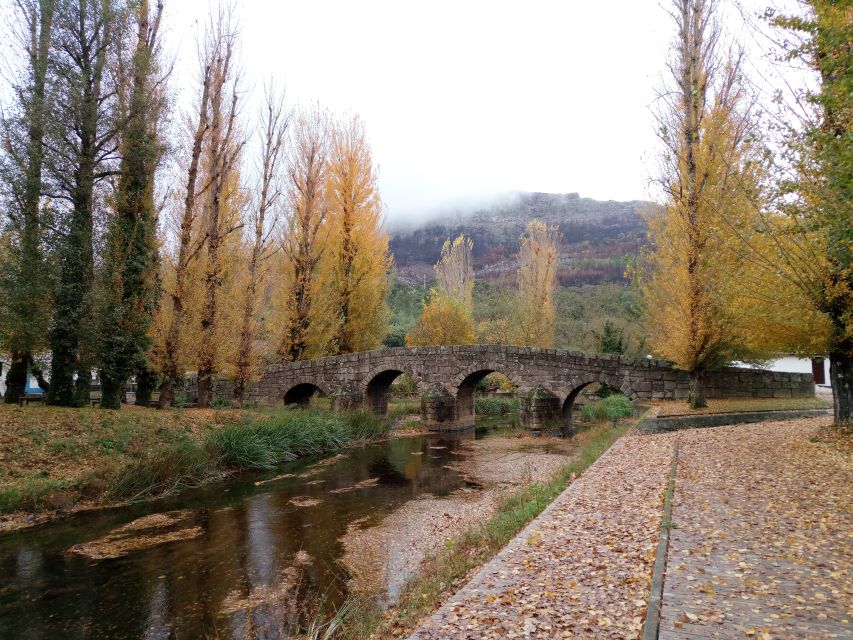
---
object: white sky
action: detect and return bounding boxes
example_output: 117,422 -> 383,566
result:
148,1 -> 810,222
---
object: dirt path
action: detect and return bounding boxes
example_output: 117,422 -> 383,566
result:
659,417 -> 852,639
409,430 -> 677,639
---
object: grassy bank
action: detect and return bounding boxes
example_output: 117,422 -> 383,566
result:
0,404 -> 389,522
653,396 -> 831,416
337,422 -> 630,639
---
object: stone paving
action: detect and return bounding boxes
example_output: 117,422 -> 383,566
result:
408,417 -> 851,639
659,417 -> 852,639
409,431 -> 678,639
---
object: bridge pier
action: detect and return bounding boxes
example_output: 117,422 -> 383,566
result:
520,386 -> 563,432
421,384 -> 467,431
331,384 -> 364,413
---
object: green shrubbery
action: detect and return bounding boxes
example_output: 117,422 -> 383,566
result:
475,396 -> 520,416
581,394 -> 634,423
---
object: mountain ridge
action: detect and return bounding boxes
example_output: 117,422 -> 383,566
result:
388,192 -> 656,287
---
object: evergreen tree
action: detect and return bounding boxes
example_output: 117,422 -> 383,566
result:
45,0 -> 124,406
98,0 -> 164,408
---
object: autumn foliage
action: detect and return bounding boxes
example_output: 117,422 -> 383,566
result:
407,235 -> 476,347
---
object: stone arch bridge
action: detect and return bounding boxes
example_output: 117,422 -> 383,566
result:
248,345 -> 814,431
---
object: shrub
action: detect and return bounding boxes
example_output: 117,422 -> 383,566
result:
475,396 -> 520,416
581,394 -> 634,423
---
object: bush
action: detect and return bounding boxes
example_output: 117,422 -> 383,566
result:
475,396 -> 520,416
581,394 -> 634,423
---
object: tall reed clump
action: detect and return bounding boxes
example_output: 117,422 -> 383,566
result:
209,410 -> 390,471
103,411 -> 390,503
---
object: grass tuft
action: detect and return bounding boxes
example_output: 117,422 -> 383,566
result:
582,394 -> 634,423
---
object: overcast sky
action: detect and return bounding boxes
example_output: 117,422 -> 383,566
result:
160,1 -> 803,222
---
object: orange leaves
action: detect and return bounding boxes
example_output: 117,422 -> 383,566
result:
406,294 -> 476,347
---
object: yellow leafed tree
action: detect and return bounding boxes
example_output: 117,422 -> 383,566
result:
275,106 -> 330,361
317,115 -> 390,354
641,0 -> 773,408
407,234 -> 476,346
406,295 -> 476,347
513,221 -> 559,348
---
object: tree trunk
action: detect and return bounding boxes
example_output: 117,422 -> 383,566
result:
135,367 -> 157,407
688,369 -> 707,409
3,352 -> 29,404
829,352 -> 852,426
100,374 -> 123,409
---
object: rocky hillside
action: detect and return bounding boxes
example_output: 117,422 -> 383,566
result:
388,192 -> 655,287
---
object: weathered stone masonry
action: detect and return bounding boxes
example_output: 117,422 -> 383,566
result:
248,345 -> 814,431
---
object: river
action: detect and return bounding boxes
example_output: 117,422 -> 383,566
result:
0,420 -> 522,639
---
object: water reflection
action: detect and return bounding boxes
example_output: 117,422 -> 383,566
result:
0,424 -> 515,639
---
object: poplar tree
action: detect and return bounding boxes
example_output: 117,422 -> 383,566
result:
513,221 -> 559,348
195,21 -> 244,409
407,235 -> 476,347
45,0 -> 124,406
232,89 -> 287,407
0,0 -> 55,403
641,0 -> 763,408
728,2 -> 852,424
156,25 -> 217,409
277,107 -> 330,361
98,0 -> 164,408
322,115 -> 391,354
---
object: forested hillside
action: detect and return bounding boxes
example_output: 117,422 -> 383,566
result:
389,192 -> 654,287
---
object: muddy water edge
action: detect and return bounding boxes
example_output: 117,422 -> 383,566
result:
0,417 -> 579,638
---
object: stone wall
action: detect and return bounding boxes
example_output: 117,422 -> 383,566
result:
248,345 -> 815,430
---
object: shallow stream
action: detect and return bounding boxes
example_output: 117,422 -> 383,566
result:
0,419 -> 517,639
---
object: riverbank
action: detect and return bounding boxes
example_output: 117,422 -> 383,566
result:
340,429 -> 577,604
0,404 -> 389,533
334,421 -> 632,639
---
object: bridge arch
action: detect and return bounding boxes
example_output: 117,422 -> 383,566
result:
362,366 -> 423,416
283,380 -> 328,407
451,364 -> 522,426
561,373 -> 639,424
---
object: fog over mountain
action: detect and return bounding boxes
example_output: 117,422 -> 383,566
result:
388,192 -> 657,287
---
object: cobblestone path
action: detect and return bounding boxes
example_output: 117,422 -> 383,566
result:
409,431 -> 677,639
659,417 -> 852,639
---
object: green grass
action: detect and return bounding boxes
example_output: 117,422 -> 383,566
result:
0,477 -> 78,513
387,396 -> 421,420
211,410 -> 389,471
335,422 -> 629,638
474,395 -> 519,416
582,394 -> 634,423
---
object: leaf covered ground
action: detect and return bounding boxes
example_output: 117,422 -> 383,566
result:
408,416 -> 850,639
659,417 -> 851,639
409,430 -> 677,639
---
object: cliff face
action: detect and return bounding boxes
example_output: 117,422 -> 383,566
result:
388,192 -> 655,286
